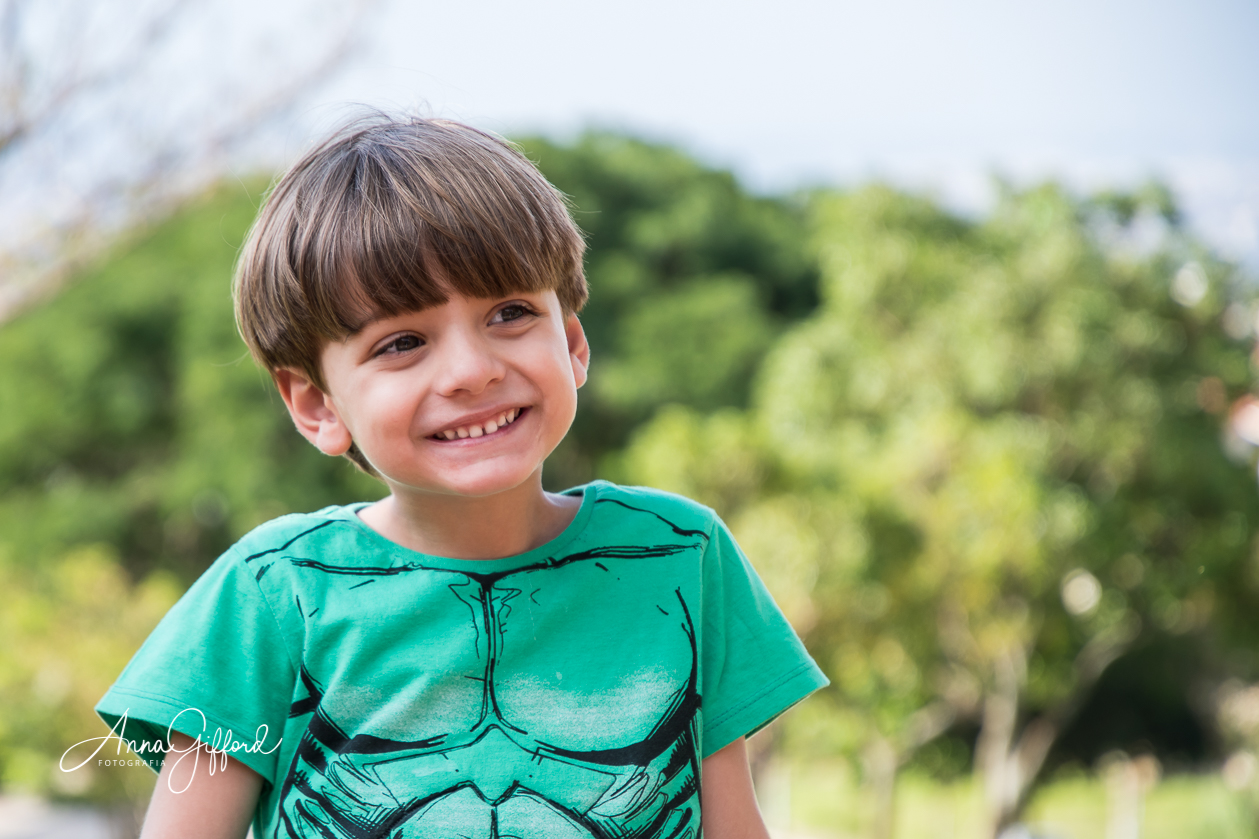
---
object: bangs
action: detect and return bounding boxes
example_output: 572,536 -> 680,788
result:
298,127 -> 583,343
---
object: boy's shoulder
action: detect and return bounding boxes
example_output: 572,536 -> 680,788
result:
223,504 -> 361,563
586,480 -> 719,535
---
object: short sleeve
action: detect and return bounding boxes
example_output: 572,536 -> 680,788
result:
95,546 -> 295,779
700,515 -> 829,757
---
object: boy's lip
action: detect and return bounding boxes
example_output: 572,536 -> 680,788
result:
427,405 -> 528,440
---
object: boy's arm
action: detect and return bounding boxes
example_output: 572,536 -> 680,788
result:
140,732 -> 262,839
701,737 -> 772,839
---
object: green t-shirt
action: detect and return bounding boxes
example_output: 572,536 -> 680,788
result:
96,480 -> 828,838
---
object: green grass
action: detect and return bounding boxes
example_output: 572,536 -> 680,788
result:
758,760 -> 1257,839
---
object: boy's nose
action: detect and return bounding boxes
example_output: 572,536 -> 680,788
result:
431,328 -> 506,396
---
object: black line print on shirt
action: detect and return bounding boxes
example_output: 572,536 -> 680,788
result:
245,500 -> 709,839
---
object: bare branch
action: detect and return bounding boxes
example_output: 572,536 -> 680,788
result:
982,617 -> 1142,835
0,0 -> 379,322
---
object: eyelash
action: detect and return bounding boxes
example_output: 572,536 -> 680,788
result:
494,302 -> 539,323
375,335 -> 422,357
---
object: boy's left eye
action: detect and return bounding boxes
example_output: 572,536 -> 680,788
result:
376,334 -> 422,356
494,303 -> 536,324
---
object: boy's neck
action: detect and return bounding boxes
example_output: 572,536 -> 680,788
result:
356,472 -> 582,560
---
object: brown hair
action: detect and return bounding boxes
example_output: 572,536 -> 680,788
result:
233,114 -> 588,472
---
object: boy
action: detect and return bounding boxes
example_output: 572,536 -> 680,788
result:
96,116 -> 827,838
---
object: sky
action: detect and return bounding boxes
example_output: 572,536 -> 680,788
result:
1,0 -> 1256,312
310,0 -> 1259,265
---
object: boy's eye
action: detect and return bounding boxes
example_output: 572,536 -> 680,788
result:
377,335 -> 422,356
494,303 -> 537,324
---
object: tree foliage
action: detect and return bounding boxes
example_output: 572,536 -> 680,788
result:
0,543 -> 178,815
0,184 -> 381,584
616,181 -> 1259,834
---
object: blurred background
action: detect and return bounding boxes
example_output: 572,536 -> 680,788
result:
1,1 -> 1258,837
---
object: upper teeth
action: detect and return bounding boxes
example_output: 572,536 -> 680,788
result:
437,408 -> 520,440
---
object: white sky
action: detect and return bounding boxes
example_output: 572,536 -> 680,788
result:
309,0 -> 1259,265
2,0 -> 1255,303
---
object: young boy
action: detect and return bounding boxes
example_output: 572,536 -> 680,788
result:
96,116 -> 827,839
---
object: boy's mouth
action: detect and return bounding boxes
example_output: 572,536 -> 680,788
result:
429,407 -> 525,441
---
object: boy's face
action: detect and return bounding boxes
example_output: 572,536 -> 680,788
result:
277,288 -> 589,500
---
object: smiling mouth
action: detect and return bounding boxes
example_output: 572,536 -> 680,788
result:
430,407 -> 525,441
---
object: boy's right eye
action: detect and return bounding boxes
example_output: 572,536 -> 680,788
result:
376,334 -> 423,356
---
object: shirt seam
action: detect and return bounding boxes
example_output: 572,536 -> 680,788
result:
237,542 -> 304,685
703,660 -> 816,732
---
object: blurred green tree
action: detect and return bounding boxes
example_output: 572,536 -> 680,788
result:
615,182 -> 1259,838
0,183 -> 383,583
0,543 -> 178,828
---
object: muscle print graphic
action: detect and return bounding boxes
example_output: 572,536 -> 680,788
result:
251,499 -> 709,839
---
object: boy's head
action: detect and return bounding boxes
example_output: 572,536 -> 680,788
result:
234,114 -> 588,474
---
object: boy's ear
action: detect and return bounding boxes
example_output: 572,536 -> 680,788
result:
565,313 -> 591,389
272,369 -> 354,457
